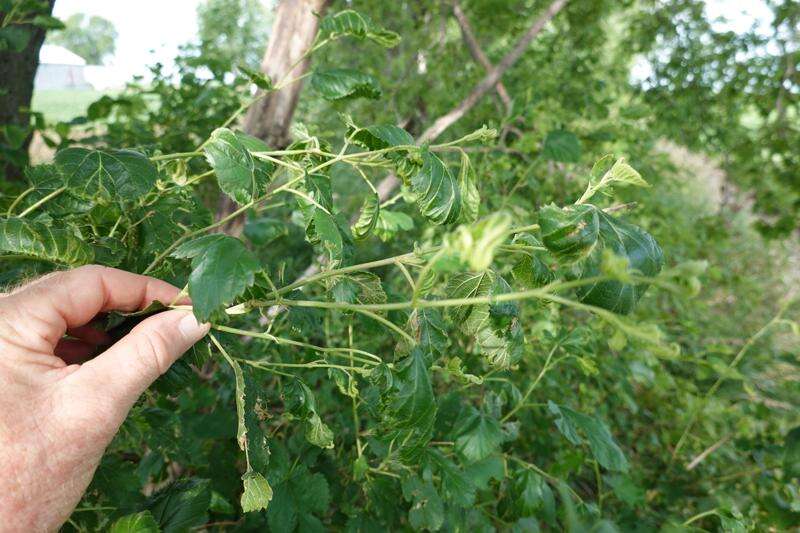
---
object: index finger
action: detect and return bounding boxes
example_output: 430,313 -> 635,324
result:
1,265 -> 182,352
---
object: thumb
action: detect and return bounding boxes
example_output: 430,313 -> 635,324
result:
75,309 -> 210,409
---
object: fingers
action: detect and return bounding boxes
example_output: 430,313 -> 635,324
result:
72,310 -> 209,408
2,265 -> 181,352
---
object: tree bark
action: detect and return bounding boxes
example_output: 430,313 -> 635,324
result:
217,0 -> 330,234
0,0 -> 56,180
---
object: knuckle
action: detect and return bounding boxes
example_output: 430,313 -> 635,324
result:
134,325 -> 174,377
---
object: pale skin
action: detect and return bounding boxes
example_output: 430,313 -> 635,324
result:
0,265 -> 210,532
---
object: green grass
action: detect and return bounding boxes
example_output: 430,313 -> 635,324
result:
31,89 -> 116,123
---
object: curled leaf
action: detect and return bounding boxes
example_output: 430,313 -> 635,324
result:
539,203 -> 599,262
351,191 -> 380,239
412,150 -> 461,225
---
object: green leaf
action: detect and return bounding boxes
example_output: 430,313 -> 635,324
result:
514,470 -> 555,519
374,210 -> 414,241
238,65 -> 272,90
538,203 -> 599,262
572,209 -> 664,314
320,9 -> 401,47
244,217 -> 287,246
0,26 -> 31,52
313,209 -> 344,260
427,449 -> 476,506
0,218 -> 93,265
542,130 -> 581,163
283,379 -> 335,449
351,191 -> 379,239
349,124 -> 414,150
311,68 -> 382,101
783,426 -> 800,478
216,351 -> 272,512
241,472 -> 273,513
454,407 -> 505,462
548,401 -> 628,472
172,234 -> 260,321
605,157 -> 649,188
446,271 -> 524,367
330,271 -> 387,306
458,151 -> 480,223
23,164 -> 91,216
55,147 -> 158,203
204,128 -> 258,205
234,131 -> 275,185
401,476 -> 445,531
109,511 -> 160,533
407,308 -> 448,358
384,347 -> 436,456
144,479 -> 211,533
512,251 -> 556,289
412,149 -> 461,225
31,14 -> 65,29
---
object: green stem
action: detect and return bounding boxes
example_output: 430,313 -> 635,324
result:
17,187 -> 66,218
6,186 -> 34,216
506,455 -> 584,505
501,341 -> 561,422
682,508 -> 718,526
150,151 -> 204,162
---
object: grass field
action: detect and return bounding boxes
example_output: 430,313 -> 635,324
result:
31,89 -> 117,123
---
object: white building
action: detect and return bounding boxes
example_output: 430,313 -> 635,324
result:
35,45 -> 129,91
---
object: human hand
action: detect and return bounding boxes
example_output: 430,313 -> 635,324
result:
0,266 -> 210,532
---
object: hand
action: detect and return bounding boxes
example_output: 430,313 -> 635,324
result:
0,266 -> 210,532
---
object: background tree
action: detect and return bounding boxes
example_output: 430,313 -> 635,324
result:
46,13 -> 117,64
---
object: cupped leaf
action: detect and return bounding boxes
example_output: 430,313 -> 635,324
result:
282,379 -> 335,449
349,124 -> 414,151
572,209 -> 664,314
0,218 -> 94,265
458,151 -> 480,223
320,9 -> 401,47
108,511 -> 160,533
539,203 -> 599,262
216,350 -> 272,512
542,130 -> 581,163
204,128 -> 258,205
311,68 -> 382,101
374,209 -> 414,241
548,401 -> 628,472
351,191 -> 380,239
172,234 -> 260,321
55,147 -> 158,203
446,271 -> 523,367
412,150 -> 461,225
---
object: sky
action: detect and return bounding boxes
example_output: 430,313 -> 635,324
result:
50,0 -> 776,83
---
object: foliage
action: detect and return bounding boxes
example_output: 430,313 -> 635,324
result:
46,12 -> 117,64
2,1 -> 800,532
195,0 -> 270,77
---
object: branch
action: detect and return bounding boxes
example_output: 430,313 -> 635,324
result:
374,0 -> 568,200
452,0 -> 512,111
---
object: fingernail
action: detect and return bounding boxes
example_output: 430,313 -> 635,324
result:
178,312 -> 210,339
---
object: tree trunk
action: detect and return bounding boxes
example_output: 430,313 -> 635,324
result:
0,0 -> 56,180
217,0 -> 330,234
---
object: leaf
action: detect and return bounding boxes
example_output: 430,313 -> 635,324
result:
320,9 -> 401,47
407,308 -> 448,358
446,271 -> 524,367
542,130 -> 581,163
330,271 -> 387,307
387,347 -> 436,431
351,191 -> 379,239
283,379 -> 335,449
55,147 -> 159,203
512,251 -> 557,289
241,472 -> 273,513
238,65 -> 272,90
401,476 -> 445,531
109,511 -> 160,533
349,124 -> 414,150
412,150 -> 461,225
31,14 -> 65,30
514,469 -> 555,519
606,157 -> 649,188
313,209 -> 344,260
572,209 -> 664,314
0,26 -> 31,52
454,407 -> 505,462
234,131 -> 275,185
0,218 -> 94,265
538,203 -> 599,262
204,128 -> 258,205
23,164 -> 92,216
144,479 -> 211,533
311,68 -> 382,101
172,234 -> 260,321
216,351 -> 272,512
458,151 -> 480,223
448,212 -> 511,271
244,217 -> 287,246
427,449 -> 476,506
783,426 -> 800,478
548,401 -> 628,472
374,210 -> 414,241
